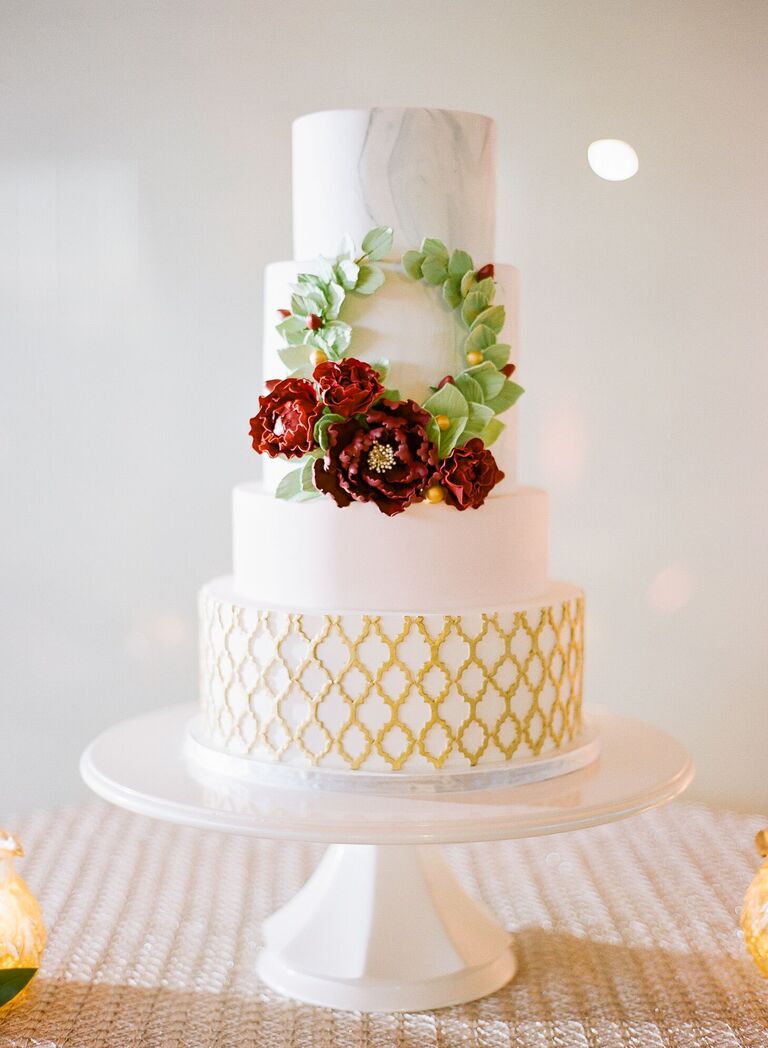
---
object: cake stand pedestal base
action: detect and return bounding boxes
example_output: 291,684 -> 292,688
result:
258,843 -> 515,1012
80,704 -> 693,1013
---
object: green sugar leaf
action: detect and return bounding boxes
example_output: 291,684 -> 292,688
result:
277,344 -> 312,370
276,314 -> 307,345
309,320 -> 352,359
299,453 -> 323,496
289,292 -> 311,317
402,250 -> 426,280
421,256 -> 449,286
442,277 -> 462,309
426,417 -> 441,447
460,270 -> 477,297
0,968 -> 37,1007
296,271 -> 324,288
471,304 -> 505,335
462,401 -> 495,438
438,417 -> 467,458
323,281 -> 346,320
275,466 -> 304,501
473,276 -> 496,304
454,372 -> 485,404
461,288 -> 494,327
287,364 -> 314,379
448,249 -> 474,278
478,417 -> 505,447
422,381 -> 469,420
355,263 -> 385,295
465,361 -> 505,401
421,237 -> 449,262
361,226 -> 394,261
314,413 -> 345,451
486,380 -> 524,415
464,324 -> 498,353
481,343 -> 511,369
334,258 -> 360,291
380,388 -> 402,402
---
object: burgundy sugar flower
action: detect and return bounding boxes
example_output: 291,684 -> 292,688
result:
438,438 -> 505,510
249,377 -> 322,459
314,398 -> 437,516
313,357 -> 384,417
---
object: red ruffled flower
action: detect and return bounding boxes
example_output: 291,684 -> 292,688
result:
314,399 -> 437,516
438,438 -> 505,510
249,377 -> 322,459
313,357 -> 384,417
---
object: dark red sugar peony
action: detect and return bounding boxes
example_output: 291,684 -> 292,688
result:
313,398 -> 437,516
313,357 -> 384,417
249,377 -> 322,459
437,438 -> 505,510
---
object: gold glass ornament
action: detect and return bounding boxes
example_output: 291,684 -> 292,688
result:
0,830 -> 46,1009
740,829 -> 768,977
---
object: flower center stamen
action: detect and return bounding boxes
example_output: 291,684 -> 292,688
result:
367,442 -> 396,474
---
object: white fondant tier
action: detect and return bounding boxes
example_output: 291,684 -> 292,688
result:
292,109 -> 496,263
198,578 -> 584,774
260,261 -> 519,493
233,482 -> 548,613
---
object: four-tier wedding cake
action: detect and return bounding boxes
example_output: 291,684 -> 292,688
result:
193,108 -> 587,784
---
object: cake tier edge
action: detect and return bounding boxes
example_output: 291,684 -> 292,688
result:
198,577 -> 585,774
233,482 -> 548,612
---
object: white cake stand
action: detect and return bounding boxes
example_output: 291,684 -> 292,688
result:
80,704 -> 692,1012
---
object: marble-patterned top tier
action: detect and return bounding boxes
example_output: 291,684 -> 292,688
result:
292,108 -> 496,263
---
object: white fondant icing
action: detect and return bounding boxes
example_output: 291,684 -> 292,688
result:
232,482 -> 547,612
259,261 -> 519,492
292,109 -> 496,263
198,578 -> 584,773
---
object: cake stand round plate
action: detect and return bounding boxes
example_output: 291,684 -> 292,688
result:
80,704 -> 693,1013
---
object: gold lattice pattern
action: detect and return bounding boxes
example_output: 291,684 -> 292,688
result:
199,591 -> 584,772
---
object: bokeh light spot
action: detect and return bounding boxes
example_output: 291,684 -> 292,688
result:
588,139 -> 639,181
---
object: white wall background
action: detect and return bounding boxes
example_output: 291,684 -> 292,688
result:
1,0 -> 766,816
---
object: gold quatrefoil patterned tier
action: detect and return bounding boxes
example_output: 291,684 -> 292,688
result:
199,586 -> 584,772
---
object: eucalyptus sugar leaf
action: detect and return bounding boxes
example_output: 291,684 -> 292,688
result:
355,264 -> 385,295
471,304 -> 505,335
422,381 -> 469,420
314,413 -> 345,450
486,380 -> 524,415
402,250 -> 426,280
478,417 -> 505,447
361,226 -> 394,261
460,270 -> 477,297
421,237 -> 449,262
275,467 -> 305,501
442,278 -> 462,309
277,344 -> 311,370
465,361 -> 505,400
481,343 -> 511,369
438,417 -> 467,458
461,289 -> 491,327
463,401 -> 494,436
454,372 -> 485,404
448,249 -> 473,278
464,324 -> 498,353
334,259 -> 360,291
421,256 -> 449,286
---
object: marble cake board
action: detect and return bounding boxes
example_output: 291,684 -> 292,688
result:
80,704 -> 693,1013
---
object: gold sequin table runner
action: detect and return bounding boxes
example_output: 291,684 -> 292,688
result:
1,801 -> 767,1046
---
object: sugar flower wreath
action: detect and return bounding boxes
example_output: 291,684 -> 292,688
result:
249,227 -> 524,516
